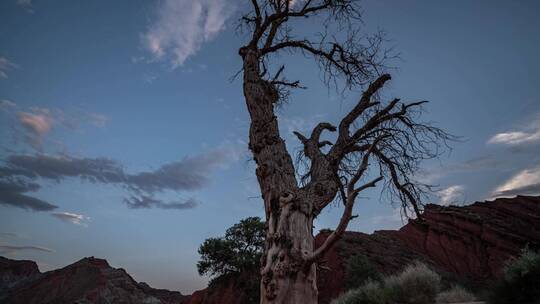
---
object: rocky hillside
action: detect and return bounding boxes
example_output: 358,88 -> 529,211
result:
1,195 -> 539,304
316,195 -> 540,303
398,195 -> 540,279
0,256 -> 188,304
0,256 -> 40,293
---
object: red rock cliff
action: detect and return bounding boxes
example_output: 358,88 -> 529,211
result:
396,195 -> 540,280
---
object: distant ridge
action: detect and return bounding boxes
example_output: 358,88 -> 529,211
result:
0,256 -> 188,304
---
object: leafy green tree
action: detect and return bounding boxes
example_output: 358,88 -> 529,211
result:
197,217 -> 265,279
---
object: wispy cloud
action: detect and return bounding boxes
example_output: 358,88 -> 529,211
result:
492,166 -> 540,198
0,145 -> 240,211
0,99 -> 16,110
87,113 -> 110,128
0,180 -> 58,211
141,0 -> 236,68
371,208 -> 404,225
16,0 -> 33,7
51,212 -> 90,226
0,245 -> 54,254
437,185 -> 464,206
124,195 -> 198,210
0,56 -> 19,79
488,113 -> 540,146
0,232 -> 21,239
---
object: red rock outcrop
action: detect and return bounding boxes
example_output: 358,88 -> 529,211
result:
396,195 -> 540,280
186,272 -> 258,304
316,195 -> 540,303
316,230 -> 437,304
0,256 -> 40,292
0,256 -> 189,304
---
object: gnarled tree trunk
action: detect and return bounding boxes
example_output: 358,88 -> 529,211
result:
237,3 -> 451,304
243,50 -> 318,303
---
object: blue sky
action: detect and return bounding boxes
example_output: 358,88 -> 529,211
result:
1,0 -> 540,294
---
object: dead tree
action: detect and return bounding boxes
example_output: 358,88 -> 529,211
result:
237,1 -> 452,303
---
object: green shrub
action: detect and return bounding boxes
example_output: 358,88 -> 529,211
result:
489,247 -> 540,304
332,261 -> 441,304
436,285 -> 476,303
384,261 -> 441,304
345,254 -> 382,289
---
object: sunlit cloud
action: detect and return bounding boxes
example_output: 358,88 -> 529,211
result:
492,166 -> 540,198
51,212 -> 90,226
0,101 -> 110,151
17,110 -> 54,150
437,185 -> 464,206
488,114 -> 540,145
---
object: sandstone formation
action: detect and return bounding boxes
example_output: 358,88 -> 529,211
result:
0,257 -> 188,304
0,256 -> 40,293
316,195 -> 540,303
1,195 -> 539,303
397,195 -> 540,280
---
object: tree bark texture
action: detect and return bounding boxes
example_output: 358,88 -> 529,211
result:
243,51 -> 320,304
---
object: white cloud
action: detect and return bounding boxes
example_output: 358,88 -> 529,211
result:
492,166 -> 540,198
0,99 -> 16,111
16,0 -> 32,7
51,212 -> 90,226
437,185 -> 464,206
488,114 -> 540,145
141,0 -> 236,68
0,56 -> 19,79
371,208 -> 403,225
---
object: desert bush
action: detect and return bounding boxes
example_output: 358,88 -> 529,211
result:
333,261 -> 441,304
488,247 -> 540,304
345,254 -> 382,289
384,261 -> 441,304
331,280 -> 391,304
436,285 -> 476,303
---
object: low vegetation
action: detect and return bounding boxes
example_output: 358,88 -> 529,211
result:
345,254 -> 382,289
333,261 -> 442,304
488,247 -> 540,304
436,285 -> 476,303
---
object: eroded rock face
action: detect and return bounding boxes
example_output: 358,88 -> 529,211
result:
0,256 -> 40,292
316,195 -> 540,303
316,230 -> 436,304
396,195 -> 540,280
0,257 -> 188,304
